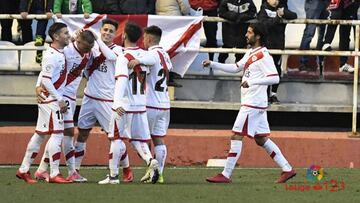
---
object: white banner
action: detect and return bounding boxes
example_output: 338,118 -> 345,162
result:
57,14 -> 203,77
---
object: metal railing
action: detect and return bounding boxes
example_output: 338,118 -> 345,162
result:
0,14 -> 359,135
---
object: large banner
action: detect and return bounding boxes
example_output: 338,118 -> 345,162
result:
57,14 -> 203,77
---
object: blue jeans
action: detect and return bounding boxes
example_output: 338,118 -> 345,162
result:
299,0 -> 329,65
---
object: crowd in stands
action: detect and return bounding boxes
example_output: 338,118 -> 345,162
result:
0,0 -> 360,102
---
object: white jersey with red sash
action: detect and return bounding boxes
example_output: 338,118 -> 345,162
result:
84,43 -> 123,101
236,46 -> 278,109
146,46 -> 172,109
115,47 -> 149,112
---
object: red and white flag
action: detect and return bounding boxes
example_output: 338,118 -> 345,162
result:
57,14 -> 203,77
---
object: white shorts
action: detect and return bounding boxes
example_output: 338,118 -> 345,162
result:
108,111 -> 150,142
63,97 -> 76,129
147,108 -> 170,137
35,101 -> 64,135
78,95 -> 112,133
232,106 -> 270,138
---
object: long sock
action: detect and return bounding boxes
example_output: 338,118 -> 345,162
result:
131,141 -> 153,165
109,140 -> 126,177
119,150 -> 130,168
37,141 -> 50,172
262,139 -> 292,172
222,140 -> 242,179
154,145 -> 167,174
74,141 -> 86,170
48,133 -> 63,178
19,133 -> 45,173
63,136 -> 76,175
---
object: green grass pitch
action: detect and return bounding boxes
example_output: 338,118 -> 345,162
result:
1,166 -> 359,203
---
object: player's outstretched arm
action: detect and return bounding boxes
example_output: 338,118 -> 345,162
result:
247,75 -> 279,86
96,38 -> 117,61
202,60 -> 242,73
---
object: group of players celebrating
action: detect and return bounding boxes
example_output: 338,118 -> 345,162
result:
15,18 -> 297,185
16,19 -> 171,184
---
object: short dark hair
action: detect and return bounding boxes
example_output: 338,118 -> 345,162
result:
102,19 -> 119,30
79,30 -> 96,44
249,23 -> 267,46
48,22 -> 67,40
144,25 -> 162,42
124,21 -> 142,43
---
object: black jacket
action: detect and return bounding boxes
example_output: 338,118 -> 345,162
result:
219,0 -> 257,24
119,0 -> 155,14
257,1 -> 297,49
91,0 -> 121,14
19,0 -> 53,13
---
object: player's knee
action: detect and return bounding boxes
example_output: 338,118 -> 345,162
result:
64,127 -> 74,137
255,136 -> 268,146
152,137 -> 164,146
77,128 -> 91,142
231,134 -> 244,141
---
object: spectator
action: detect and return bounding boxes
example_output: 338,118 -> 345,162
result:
298,0 -> 329,72
54,0 -> 93,19
321,0 -> 360,73
258,0 -> 297,104
156,0 -> 190,16
189,0 -> 219,61
119,0 -> 156,14
0,0 -> 20,43
19,0 -> 53,63
218,0 -> 257,63
90,0 -> 121,14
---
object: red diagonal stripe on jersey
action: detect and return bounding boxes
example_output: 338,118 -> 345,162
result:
88,53 -> 106,77
124,53 -> 146,90
66,56 -> 90,86
167,21 -> 202,59
53,59 -> 67,89
157,51 -> 170,83
244,51 -> 264,71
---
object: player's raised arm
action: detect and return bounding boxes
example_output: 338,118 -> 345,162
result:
202,60 -> 243,73
113,56 -> 129,116
96,37 -> 117,61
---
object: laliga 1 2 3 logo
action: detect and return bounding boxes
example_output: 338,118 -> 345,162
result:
306,165 -> 324,182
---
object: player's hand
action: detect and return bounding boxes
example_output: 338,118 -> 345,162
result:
277,8 -> 284,17
20,12 -> 28,19
84,13 -> 90,19
36,86 -> 47,103
241,81 -> 249,88
45,12 -> 53,19
128,59 -> 140,69
202,60 -> 211,68
59,100 -> 68,113
115,107 -> 126,117
55,13 -> 62,18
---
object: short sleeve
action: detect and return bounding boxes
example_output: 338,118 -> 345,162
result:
115,55 -> 129,78
41,52 -> 56,78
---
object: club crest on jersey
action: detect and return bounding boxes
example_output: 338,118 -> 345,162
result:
252,55 -> 258,62
97,63 -> 108,73
45,64 -> 53,72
